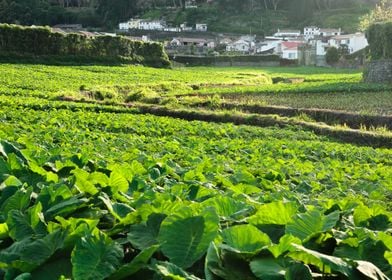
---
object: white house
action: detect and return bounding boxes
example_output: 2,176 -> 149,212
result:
329,33 -> 368,54
119,19 -> 141,30
304,26 -> 341,40
226,39 -> 255,52
255,40 -> 281,54
171,37 -> 215,48
315,40 -> 329,56
274,29 -> 301,38
304,26 -> 320,40
320,28 -> 341,37
195,23 -> 208,32
139,20 -> 166,31
281,41 -> 302,59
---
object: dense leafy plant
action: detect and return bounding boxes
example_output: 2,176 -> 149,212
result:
0,24 -> 170,67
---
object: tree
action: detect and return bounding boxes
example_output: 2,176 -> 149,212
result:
359,0 -> 392,31
326,46 -> 339,65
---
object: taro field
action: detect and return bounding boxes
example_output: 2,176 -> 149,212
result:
0,63 -> 391,280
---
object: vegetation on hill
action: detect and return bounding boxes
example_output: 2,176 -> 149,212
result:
0,24 -> 170,67
0,0 -> 382,33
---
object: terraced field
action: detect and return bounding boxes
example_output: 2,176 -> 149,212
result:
0,64 -> 391,280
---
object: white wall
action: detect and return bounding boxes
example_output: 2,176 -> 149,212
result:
282,49 -> 298,59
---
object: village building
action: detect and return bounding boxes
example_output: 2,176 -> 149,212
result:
304,26 -> 341,40
281,41 -> 303,60
328,33 -> 368,54
273,29 -> 301,38
170,37 -> 215,48
195,24 -> 208,32
226,39 -> 255,53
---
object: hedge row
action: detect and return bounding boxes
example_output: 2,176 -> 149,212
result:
366,22 -> 392,60
0,24 -> 170,67
170,54 -> 281,66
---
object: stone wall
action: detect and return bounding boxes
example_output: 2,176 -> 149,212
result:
364,59 -> 392,83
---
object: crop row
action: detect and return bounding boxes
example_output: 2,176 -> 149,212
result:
0,99 -> 391,279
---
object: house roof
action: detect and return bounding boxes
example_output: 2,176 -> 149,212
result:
173,37 -> 209,43
282,41 -> 302,50
331,33 -> 364,40
276,29 -> 301,34
320,28 -> 340,33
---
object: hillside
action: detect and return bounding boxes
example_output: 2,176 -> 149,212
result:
0,0 -> 378,33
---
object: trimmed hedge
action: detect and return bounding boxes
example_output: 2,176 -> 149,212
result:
170,55 -> 281,66
366,22 -> 392,60
0,24 -> 170,67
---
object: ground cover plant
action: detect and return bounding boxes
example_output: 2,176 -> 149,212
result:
0,63 -> 391,279
0,95 -> 392,279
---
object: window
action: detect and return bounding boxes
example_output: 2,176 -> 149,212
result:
289,53 -> 296,59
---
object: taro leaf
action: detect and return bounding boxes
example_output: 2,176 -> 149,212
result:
99,193 -> 134,221
128,213 -> 166,250
0,230 -> 65,271
248,201 -> 298,226
1,187 -> 33,217
45,195 -> 89,219
109,171 -> 129,193
355,260 -> 390,280
71,231 -> 124,280
205,241 -> 257,280
0,223 -> 9,239
158,207 -> 219,269
109,244 -> 159,280
249,257 -> 286,280
152,261 -> 203,280
334,237 -> 391,277
72,168 -> 99,195
0,141 -> 28,164
7,204 -> 47,241
268,234 -> 302,258
286,210 -> 340,241
205,242 -> 222,280
31,257 -> 72,280
201,196 -> 251,220
14,273 -> 32,280
221,224 -> 271,255
288,244 -> 354,277
285,263 -> 313,280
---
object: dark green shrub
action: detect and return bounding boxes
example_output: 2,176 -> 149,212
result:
0,24 -> 170,67
326,47 -> 340,65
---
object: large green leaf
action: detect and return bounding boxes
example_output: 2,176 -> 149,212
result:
31,258 -> 72,280
71,231 -> 124,280
109,245 -> 159,280
288,244 -> 389,279
158,207 -> 219,269
285,263 -> 313,280
127,213 -> 166,250
268,234 -> 302,258
250,258 -> 286,280
0,230 -> 65,272
248,201 -> 298,226
286,210 -> 340,241
221,224 -> 271,255
152,261 -> 203,280
201,196 -> 251,220
109,170 -> 129,194
6,204 -> 46,241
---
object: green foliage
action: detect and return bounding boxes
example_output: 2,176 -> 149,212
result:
366,22 -> 392,60
0,24 -> 170,67
326,47 -> 340,65
0,63 -> 392,279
